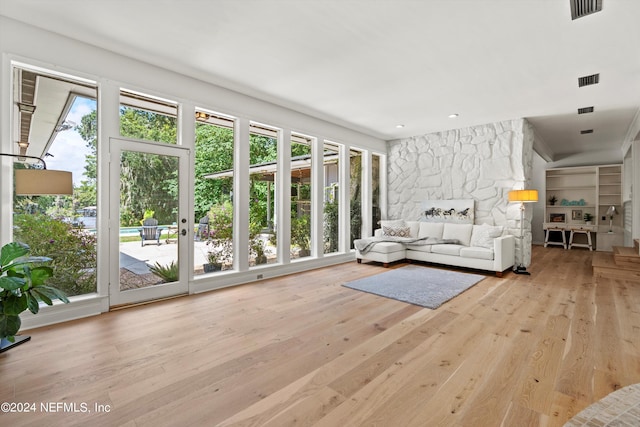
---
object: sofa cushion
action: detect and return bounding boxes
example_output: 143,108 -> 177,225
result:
405,221 -> 421,238
470,224 -> 504,249
460,246 -> 495,260
382,225 -> 411,237
364,241 -> 405,254
405,244 -> 433,253
418,222 -> 444,239
431,244 -> 463,256
442,223 -> 473,246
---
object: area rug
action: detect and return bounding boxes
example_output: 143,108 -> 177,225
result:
343,265 -> 485,309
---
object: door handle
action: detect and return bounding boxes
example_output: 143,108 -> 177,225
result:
181,229 -> 187,236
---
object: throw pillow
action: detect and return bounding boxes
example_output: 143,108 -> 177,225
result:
470,224 -> 504,249
383,226 -> 411,238
378,219 -> 406,229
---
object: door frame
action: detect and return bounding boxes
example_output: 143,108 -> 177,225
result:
109,137 -> 190,307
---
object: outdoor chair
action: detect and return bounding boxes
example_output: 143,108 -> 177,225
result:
139,218 -> 162,246
197,216 -> 209,240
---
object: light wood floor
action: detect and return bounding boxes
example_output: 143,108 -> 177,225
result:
2,245 -> 639,427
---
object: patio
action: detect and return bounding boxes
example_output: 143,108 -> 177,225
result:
118,239 -> 209,289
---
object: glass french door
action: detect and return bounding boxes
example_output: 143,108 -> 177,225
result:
109,138 -> 190,306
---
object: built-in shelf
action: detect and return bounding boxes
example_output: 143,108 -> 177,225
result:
545,164 -> 622,251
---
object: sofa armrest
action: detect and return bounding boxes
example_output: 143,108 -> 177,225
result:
493,235 -> 515,271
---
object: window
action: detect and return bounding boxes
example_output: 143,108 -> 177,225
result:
194,111 -> 235,274
350,149 -> 363,248
291,133 -> 313,259
249,123 -> 279,266
11,64 -> 98,297
323,142 -> 341,254
119,90 -> 178,144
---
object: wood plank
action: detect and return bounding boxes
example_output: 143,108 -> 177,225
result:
2,246 -> 640,426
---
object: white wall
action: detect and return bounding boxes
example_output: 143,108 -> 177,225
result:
386,118 -> 536,266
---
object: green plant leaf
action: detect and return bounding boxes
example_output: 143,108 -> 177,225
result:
2,294 -> 28,316
29,266 -> 54,286
36,286 -> 69,304
0,313 -> 21,340
30,288 -> 53,306
25,292 -> 40,314
0,275 -> 26,291
0,242 -> 29,268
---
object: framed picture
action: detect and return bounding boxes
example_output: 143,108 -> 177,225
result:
572,210 -> 582,220
549,213 -> 566,223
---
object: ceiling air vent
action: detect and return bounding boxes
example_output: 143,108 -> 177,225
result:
580,129 -> 594,134
570,0 -> 603,20
578,73 -> 599,87
578,106 -> 594,114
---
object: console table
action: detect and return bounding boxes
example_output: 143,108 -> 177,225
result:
543,223 -> 595,251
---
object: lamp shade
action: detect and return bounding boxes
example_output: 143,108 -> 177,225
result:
606,205 -> 617,216
508,189 -> 538,203
15,169 -> 73,195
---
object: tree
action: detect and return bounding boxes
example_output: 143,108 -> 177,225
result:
194,123 -> 234,220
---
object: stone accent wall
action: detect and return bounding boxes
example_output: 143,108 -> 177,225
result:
387,118 -> 535,266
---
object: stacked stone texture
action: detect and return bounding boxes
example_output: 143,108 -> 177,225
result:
387,118 -> 535,266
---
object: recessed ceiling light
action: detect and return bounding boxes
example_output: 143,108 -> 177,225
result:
448,113 -> 459,118
395,124 -> 405,128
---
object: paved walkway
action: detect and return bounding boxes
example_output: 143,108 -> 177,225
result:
119,240 -> 209,274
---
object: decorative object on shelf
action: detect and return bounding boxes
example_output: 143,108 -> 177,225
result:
549,213 -> 566,223
508,189 -> 539,275
606,205 -> 617,233
583,213 -> 593,225
560,199 -> 587,206
572,210 -> 583,221
0,153 -> 73,195
548,195 -> 557,206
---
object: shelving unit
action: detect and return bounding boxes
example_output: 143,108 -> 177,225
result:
598,165 -> 622,230
544,164 -> 623,251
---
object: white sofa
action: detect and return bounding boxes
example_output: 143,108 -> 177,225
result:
354,220 -> 515,277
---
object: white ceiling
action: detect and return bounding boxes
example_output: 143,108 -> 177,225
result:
2,0 -> 639,161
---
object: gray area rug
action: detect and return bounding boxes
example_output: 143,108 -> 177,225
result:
343,265 -> 486,309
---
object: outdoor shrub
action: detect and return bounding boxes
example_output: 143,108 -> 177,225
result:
13,214 -> 97,297
149,261 -> 178,282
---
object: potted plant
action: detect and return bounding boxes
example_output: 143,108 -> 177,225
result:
204,238 -> 232,272
291,214 -> 311,258
584,212 -> 593,225
0,242 -> 69,350
548,195 -> 557,206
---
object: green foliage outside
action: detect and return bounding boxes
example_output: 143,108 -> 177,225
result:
0,242 -> 69,342
350,153 -> 363,248
149,261 -> 179,283
13,214 -> 97,296
324,185 -> 339,254
194,123 -> 234,220
205,201 -> 233,268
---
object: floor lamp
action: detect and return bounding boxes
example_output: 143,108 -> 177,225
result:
606,205 -> 617,233
508,189 -> 539,275
0,153 -> 72,353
